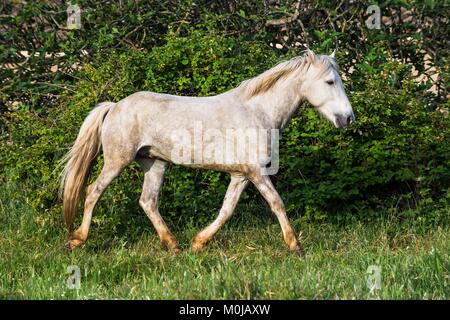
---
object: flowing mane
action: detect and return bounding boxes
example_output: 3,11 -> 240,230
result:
237,50 -> 338,98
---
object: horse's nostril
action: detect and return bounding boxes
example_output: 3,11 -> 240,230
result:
347,115 -> 353,125
335,114 -> 354,128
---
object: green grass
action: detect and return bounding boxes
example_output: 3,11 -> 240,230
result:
0,182 -> 449,300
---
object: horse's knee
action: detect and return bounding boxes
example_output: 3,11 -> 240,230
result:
139,198 -> 157,212
271,200 -> 285,213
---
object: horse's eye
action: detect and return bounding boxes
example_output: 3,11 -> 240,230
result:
326,80 -> 334,85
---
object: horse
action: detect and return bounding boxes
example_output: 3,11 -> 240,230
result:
60,49 -> 354,253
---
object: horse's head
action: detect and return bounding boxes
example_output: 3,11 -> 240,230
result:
299,50 -> 355,128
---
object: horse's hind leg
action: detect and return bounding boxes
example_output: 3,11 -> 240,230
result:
192,174 -> 248,252
137,158 -> 179,252
66,159 -> 128,250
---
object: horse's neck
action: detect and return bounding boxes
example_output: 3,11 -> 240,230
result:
242,81 -> 304,129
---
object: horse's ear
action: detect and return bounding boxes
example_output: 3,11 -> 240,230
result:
305,49 -> 316,63
330,38 -> 338,58
330,49 -> 336,59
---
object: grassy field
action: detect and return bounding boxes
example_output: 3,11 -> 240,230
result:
0,182 -> 449,300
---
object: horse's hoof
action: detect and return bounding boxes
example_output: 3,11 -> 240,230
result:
191,241 -> 205,253
291,246 -> 305,257
64,238 -> 84,251
161,238 -> 181,253
164,244 -> 181,254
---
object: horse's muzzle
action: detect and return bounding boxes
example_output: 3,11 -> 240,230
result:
335,112 -> 355,128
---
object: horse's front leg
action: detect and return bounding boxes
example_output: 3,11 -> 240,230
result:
192,174 -> 248,252
248,171 -> 302,254
138,158 -> 179,252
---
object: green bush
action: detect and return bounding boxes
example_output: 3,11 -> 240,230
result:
1,32 -> 281,235
1,29 -> 448,233
280,60 -> 449,222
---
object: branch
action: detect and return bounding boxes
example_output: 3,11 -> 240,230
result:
265,0 -> 301,26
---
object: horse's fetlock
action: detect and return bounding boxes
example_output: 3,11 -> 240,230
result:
160,233 -> 179,252
191,236 -> 206,252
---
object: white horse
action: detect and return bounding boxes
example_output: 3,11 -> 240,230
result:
61,50 -> 354,253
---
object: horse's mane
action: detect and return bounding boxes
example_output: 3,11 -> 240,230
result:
238,50 -> 338,98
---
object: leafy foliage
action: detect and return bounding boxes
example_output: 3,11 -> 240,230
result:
1,1 -> 449,231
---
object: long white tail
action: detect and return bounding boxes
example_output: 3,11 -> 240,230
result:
60,102 -> 115,233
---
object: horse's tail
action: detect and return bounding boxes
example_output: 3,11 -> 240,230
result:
59,102 -> 115,233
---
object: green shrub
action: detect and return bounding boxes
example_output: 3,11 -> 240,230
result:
280,60 -> 449,222
1,31 -> 448,233
1,31 -> 281,234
